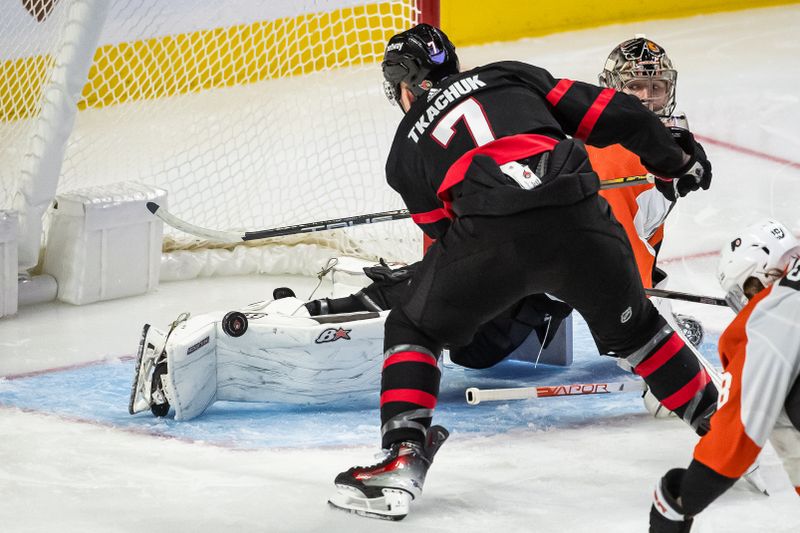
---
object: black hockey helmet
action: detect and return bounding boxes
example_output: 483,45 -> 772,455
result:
382,23 -> 459,105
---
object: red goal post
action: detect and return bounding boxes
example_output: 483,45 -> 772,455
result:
417,0 -> 441,26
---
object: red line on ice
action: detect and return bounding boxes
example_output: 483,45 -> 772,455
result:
695,134 -> 800,171
1,355 -> 135,380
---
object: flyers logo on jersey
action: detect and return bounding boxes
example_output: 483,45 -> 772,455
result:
731,237 -> 742,251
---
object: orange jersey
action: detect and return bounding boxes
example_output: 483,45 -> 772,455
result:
694,257 -> 800,489
587,144 -> 673,288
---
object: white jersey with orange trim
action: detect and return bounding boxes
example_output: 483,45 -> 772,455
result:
588,143 -> 671,288
694,257 -> 800,494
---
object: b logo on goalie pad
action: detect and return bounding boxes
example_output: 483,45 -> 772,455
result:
316,327 -> 352,343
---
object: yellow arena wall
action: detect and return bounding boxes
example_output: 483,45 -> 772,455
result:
2,0 -> 797,120
440,0 -> 798,45
2,2 -> 412,120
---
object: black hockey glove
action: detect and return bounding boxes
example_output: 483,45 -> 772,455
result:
650,128 -> 712,202
650,468 -> 694,533
359,260 -> 418,310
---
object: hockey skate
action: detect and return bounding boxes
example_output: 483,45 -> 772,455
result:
128,313 -> 189,417
742,461 -> 769,496
328,425 -> 449,521
675,314 -> 704,348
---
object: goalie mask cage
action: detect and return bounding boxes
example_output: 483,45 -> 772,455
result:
0,0 -> 439,286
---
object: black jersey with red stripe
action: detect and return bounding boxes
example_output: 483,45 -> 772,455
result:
385,60 -> 687,239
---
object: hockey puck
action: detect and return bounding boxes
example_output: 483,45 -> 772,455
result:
273,287 -> 296,300
222,311 -> 248,337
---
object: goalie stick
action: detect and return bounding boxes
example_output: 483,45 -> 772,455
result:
146,175 -> 651,243
466,380 -> 647,405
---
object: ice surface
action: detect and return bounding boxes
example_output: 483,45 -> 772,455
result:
1,5 -> 800,532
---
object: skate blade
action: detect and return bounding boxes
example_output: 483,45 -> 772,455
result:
328,485 -> 411,521
128,324 -> 166,415
742,464 -> 769,496
128,324 -> 153,415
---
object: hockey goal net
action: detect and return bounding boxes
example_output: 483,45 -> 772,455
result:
1,0 -> 437,281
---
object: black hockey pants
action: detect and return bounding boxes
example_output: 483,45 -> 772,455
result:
379,194 -> 658,445
395,194 -> 659,352
379,192 -> 718,445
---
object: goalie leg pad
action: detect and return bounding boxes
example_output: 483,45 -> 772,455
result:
129,312 -> 219,421
164,314 -> 218,421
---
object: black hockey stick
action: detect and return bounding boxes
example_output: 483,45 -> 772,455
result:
146,202 -> 410,243
147,175 -> 650,243
644,287 -> 728,307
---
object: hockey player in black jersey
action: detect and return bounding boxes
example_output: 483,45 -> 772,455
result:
328,23 -> 716,520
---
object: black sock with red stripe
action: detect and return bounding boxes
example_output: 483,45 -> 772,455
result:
628,320 -> 718,435
380,344 -> 442,448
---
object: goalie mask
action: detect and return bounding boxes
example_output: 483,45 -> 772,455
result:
599,36 -> 677,116
382,23 -> 459,107
718,219 -> 800,311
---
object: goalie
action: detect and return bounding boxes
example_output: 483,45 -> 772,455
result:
129,261 -> 572,421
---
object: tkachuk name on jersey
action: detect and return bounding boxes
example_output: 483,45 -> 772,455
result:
407,74 -> 486,143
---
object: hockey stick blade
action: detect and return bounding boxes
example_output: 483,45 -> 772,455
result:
466,380 -> 646,405
148,177 -> 648,243
146,202 -> 243,243
645,288 -> 728,307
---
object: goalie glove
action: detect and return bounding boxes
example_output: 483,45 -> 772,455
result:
648,128 -> 712,202
650,469 -> 694,533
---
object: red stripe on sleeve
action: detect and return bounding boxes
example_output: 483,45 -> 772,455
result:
380,389 -> 438,408
574,88 -> 615,140
383,351 -> 438,370
634,332 -> 683,378
411,208 -> 451,225
546,79 -> 574,106
660,370 -> 712,411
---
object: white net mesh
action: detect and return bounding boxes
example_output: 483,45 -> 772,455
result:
1,0 -> 424,276
0,1 -> 71,212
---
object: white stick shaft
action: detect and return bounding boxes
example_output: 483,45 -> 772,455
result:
147,202 -> 243,243
465,380 -> 646,405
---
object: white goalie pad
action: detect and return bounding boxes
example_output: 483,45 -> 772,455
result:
215,304 -> 386,405
130,296 -> 386,421
164,314 -> 218,420
128,312 -> 217,421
